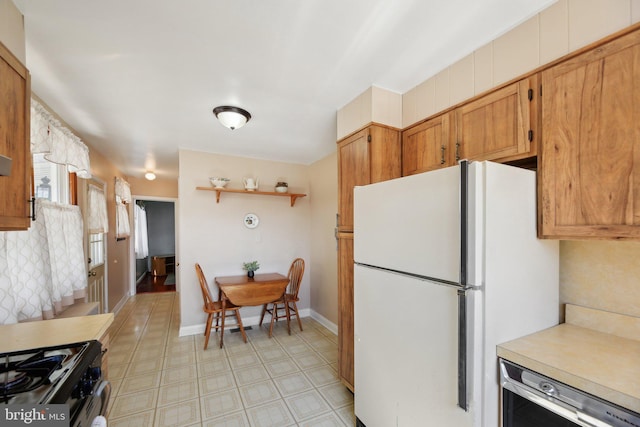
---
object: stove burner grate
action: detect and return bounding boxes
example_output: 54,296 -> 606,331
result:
0,352 -> 65,400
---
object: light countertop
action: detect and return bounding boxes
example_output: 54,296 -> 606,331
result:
497,305 -> 640,412
0,313 -> 114,353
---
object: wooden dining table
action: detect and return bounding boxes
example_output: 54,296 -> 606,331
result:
214,272 -> 289,308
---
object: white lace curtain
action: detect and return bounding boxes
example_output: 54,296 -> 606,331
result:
115,177 -> 131,238
0,200 -> 87,324
88,184 -> 108,234
31,99 -> 92,179
134,204 -> 149,259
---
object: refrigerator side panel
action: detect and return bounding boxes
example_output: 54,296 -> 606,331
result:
354,265 -> 473,427
481,161 -> 560,427
353,166 -> 460,282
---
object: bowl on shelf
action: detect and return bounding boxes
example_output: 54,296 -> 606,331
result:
210,177 -> 230,188
275,182 -> 288,193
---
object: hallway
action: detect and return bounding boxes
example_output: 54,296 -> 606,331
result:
136,272 -> 176,294
105,292 -> 354,426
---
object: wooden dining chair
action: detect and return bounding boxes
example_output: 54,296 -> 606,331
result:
195,263 -> 247,349
259,258 -> 305,336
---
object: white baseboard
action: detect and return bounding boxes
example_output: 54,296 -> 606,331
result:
111,293 -> 129,316
310,309 -> 338,335
179,307 -> 314,337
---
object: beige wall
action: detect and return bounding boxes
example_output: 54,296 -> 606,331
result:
560,241 -> 640,318
338,0 -> 640,319
402,0 -> 640,127
84,146 -> 131,312
128,176 -> 178,198
309,152 -> 339,329
177,149 -> 313,333
0,0 -> 24,63
337,86 -> 403,139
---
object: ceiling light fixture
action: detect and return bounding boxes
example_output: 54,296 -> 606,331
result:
145,171 -> 156,181
213,106 -> 251,130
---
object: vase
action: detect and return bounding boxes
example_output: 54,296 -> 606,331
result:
247,270 -> 254,278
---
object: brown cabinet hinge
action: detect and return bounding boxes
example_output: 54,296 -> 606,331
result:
528,130 -> 534,142
367,134 -> 371,142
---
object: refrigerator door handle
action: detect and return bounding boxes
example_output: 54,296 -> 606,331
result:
354,262 -> 462,289
458,160 -> 469,411
457,288 -> 468,411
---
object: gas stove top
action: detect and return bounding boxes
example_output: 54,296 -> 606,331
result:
0,341 -> 108,427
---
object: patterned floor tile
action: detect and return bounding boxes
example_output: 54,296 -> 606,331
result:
284,389 -> 332,422
109,388 -> 159,418
273,371 -> 314,397
202,410 -> 251,427
238,380 -> 281,408
298,411 -> 348,427
233,364 -> 271,386
106,293 -> 353,426
154,398 -> 201,426
118,371 -> 161,395
157,380 -> 200,406
263,358 -> 300,378
200,389 -> 245,420
245,400 -> 296,427
199,371 -> 237,395
318,383 -> 354,409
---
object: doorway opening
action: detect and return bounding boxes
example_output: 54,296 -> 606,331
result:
131,198 -> 177,294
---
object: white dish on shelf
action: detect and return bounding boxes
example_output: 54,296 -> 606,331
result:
275,186 -> 288,193
210,177 -> 230,188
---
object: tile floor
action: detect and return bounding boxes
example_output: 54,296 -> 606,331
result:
105,292 -> 355,426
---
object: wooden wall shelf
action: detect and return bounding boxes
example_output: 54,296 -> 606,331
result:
196,187 -> 307,207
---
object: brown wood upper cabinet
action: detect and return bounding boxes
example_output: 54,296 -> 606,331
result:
455,76 -> 538,163
402,112 -> 452,176
539,28 -> 640,239
337,124 -> 401,232
0,42 -> 31,231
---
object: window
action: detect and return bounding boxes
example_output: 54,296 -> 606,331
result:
88,232 -> 105,269
33,153 -> 70,204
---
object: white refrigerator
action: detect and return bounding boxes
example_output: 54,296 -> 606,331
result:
353,161 -> 559,427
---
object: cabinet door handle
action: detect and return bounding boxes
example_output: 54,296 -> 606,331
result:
455,142 -> 461,161
29,197 -> 36,221
440,146 -> 446,164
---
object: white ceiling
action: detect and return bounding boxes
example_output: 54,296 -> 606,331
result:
13,0 -> 556,180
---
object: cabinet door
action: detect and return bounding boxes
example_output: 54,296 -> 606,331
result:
368,125 -> 401,183
337,232 -> 354,391
0,43 -> 31,230
456,78 -> 535,162
402,113 -> 451,176
337,125 -> 400,232
540,30 -> 640,239
337,129 -> 370,232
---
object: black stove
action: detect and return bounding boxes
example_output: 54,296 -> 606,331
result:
0,341 -> 110,427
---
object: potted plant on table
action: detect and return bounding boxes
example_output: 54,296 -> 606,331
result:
243,261 -> 260,278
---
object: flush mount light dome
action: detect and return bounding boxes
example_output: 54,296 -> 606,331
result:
144,171 -> 156,181
213,106 -> 251,130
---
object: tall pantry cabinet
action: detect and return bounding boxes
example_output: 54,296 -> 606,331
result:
337,124 -> 401,390
0,42 -> 31,231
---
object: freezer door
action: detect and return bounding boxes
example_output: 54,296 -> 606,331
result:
353,165 -> 460,283
354,265 -> 473,427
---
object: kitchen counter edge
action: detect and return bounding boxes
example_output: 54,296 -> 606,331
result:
0,313 -> 114,353
497,322 -> 640,412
